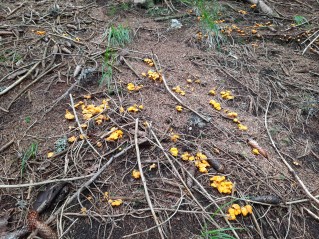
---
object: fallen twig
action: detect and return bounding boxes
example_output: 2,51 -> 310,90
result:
6,1 -> 26,17
7,68 -> 28,80
46,143 -> 135,224
0,31 -> 14,36
0,174 -> 93,189
0,62 -> 35,83
7,63 -> 62,110
245,0 -> 279,17
237,191 -> 264,238
152,55 -> 210,123
302,30 -> 319,55
265,90 -> 319,205
134,118 -> 165,239
147,123 -> 240,238
69,94 -> 102,161
0,62 -> 40,96
0,139 -> 14,152
303,207 -> 319,221
0,106 -> 9,112
286,194 -> 319,205
42,80 -> 78,117
170,149 -> 241,239
163,0 -> 175,12
121,57 -> 144,81
48,33 -> 86,46
123,195 -> 184,238
28,143 -> 137,238
154,12 -> 194,22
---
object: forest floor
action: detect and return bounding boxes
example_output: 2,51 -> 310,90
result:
0,0 -> 319,238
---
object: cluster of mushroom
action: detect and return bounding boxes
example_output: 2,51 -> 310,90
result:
227,204 -> 253,220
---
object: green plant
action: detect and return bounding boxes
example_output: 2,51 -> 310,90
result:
21,142 -> 38,177
0,49 -> 23,63
25,116 -> 31,123
280,174 -> 286,180
107,2 -> 131,16
108,25 -> 131,47
202,227 -> 238,239
146,6 -> 170,16
100,47 -> 115,91
210,198 -> 237,218
190,0 -> 225,48
120,2 -> 130,11
100,25 -> 131,90
201,198 -> 242,239
294,15 -> 308,25
0,55 -> 6,62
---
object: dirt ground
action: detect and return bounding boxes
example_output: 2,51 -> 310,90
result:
1,0 -> 319,239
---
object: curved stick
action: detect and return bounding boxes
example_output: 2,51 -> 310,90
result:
0,62 -> 40,96
265,90 -> 319,205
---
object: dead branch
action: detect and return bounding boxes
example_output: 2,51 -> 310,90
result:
122,194 -> 184,238
29,143 -> 138,238
303,207 -> 319,221
302,30 -> 319,55
7,68 -> 28,80
286,195 -> 319,205
134,118 -> 165,239
0,62 -> 35,83
0,106 -> 9,113
42,80 -> 78,117
0,139 -> 14,153
152,55 -> 210,123
265,90 -> 319,206
121,57 -> 144,81
0,31 -> 14,36
147,123 -> 240,239
0,175 -> 93,189
171,153 -> 241,239
0,62 -> 40,96
7,63 -> 62,110
6,1 -> 26,17
154,12 -> 194,22
69,94 -> 103,160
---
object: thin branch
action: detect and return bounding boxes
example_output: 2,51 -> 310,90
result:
47,144 -> 135,225
134,118 -> 165,239
122,57 -> 144,81
147,123 -> 240,238
7,63 -> 62,110
26,143 -> 137,239
69,94 -> 103,160
0,174 -> 93,189
302,30 -> 319,55
265,90 -> 319,205
152,55 -> 210,123
0,62 -> 40,96
0,139 -> 14,152
303,207 -> 319,221
6,1 -> 26,17
123,195 -> 184,238
285,195 -> 319,205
